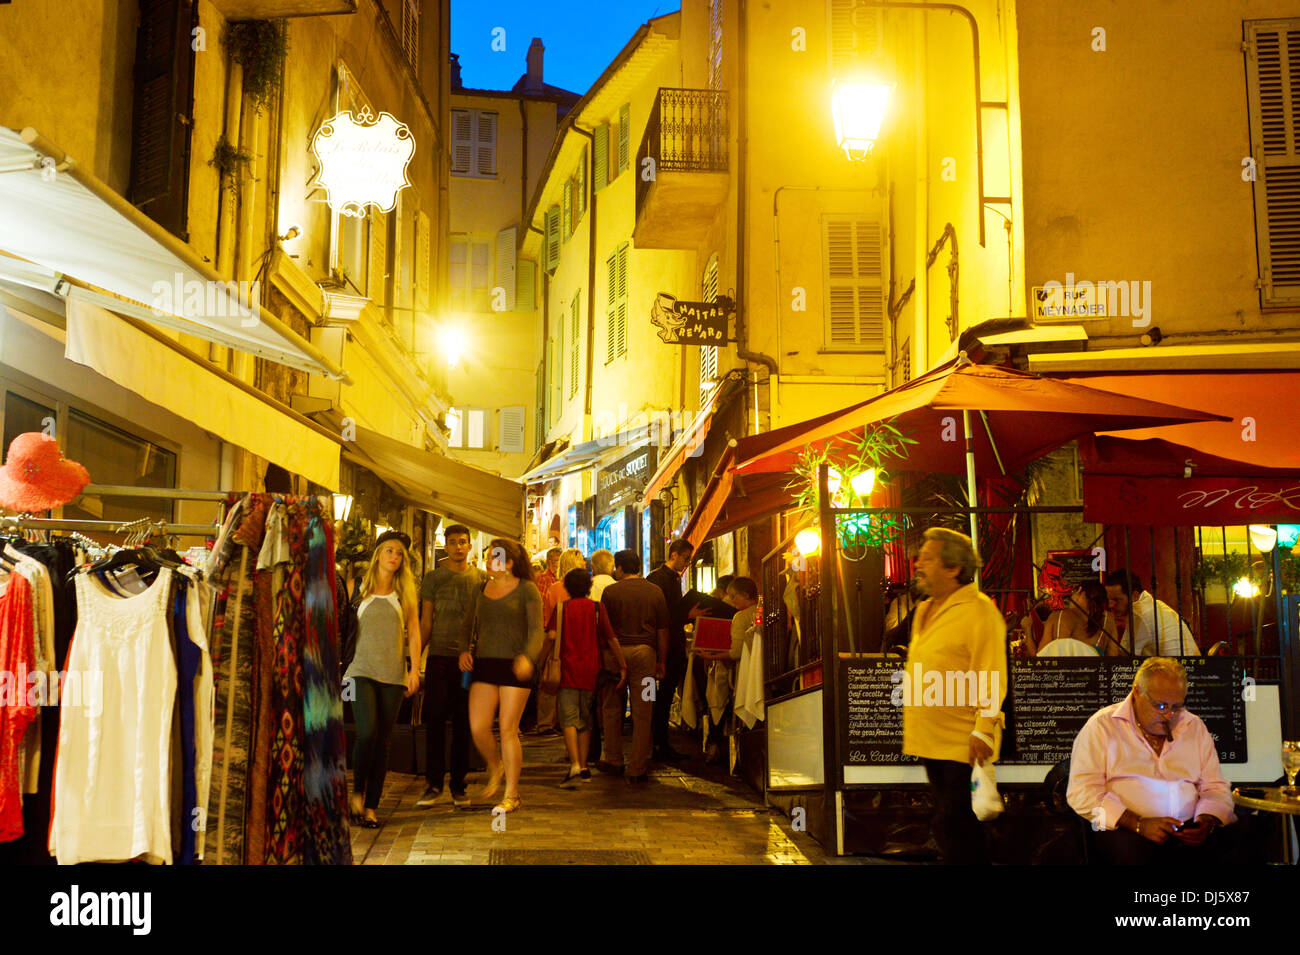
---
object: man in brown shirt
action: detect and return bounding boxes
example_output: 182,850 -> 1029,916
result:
597,549 -> 669,781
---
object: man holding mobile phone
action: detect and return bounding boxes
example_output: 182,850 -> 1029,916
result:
1067,658 -> 1237,863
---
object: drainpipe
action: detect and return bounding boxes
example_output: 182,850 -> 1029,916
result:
573,125 -> 597,444
519,98 -> 530,224
736,0 -> 777,435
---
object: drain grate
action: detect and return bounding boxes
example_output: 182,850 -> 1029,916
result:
489,848 -> 652,865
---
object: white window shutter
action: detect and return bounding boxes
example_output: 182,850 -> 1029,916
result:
499,406 -> 526,453
447,408 -> 464,448
452,109 -> 472,174
496,226 -> 517,311
516,259 -> 535,312
368,211 -> 388,306
594,123 -> 609,190
1246,19 -> 1300,305
475,111 -> 497,177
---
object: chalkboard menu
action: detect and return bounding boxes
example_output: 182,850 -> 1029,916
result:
839,656 -> 1247,767
840,660 -> 918,766
1004,656 -> 1247,765
1046,549 -> 1102,588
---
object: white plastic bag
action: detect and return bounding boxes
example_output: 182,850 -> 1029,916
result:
970,760 -> 1004,821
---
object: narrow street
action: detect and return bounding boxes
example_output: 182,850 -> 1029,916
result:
349,732 -> 863,865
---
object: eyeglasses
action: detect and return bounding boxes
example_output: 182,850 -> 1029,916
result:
1143,689 -> 1185,714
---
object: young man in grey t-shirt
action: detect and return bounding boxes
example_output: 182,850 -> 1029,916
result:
416,524 -> 486,808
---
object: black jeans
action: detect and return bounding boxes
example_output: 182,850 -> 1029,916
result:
352,677 -> 406,809
922,758 -> 990,864
653,649 -> 687,749
1092,825 -> 1238,865
422,655 -> 471,792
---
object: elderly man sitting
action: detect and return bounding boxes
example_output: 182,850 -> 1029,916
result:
1067,657 -> 1237,864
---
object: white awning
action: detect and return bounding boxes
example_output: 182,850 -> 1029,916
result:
341,423 -> 526,540
62,298 -> 342,488
520,425 -> 657,485
0,126 -> 348,380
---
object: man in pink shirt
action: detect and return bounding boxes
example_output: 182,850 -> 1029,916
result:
1067,657 -> 1237,864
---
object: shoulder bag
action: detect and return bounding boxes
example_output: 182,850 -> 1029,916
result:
539,597 -> 564,694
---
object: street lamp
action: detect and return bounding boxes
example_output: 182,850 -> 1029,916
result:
440,325 -> 466,367
831,79 -> 892,161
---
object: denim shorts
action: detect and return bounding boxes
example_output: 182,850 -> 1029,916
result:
557,687 -> 596,731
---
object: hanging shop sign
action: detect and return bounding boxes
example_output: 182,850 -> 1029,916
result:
311,106 -> 415,217
650,292 -> 733,346
598,446 -> 659,515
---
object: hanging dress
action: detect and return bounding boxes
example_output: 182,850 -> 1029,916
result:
50,567 -> 178,865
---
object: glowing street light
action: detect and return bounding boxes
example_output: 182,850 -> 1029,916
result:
795,528 -> 822,556
831,80 -> 892,161
1248,524 -> 1277,553
850,467 -> 877,499
1232,577 -> 1260,598
440,325 -> 466,367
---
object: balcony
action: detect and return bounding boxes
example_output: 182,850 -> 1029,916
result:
633,88 -> 729,250
210,0 -> 356,19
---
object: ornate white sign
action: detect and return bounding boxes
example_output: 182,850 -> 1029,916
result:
311,107 -> 414,217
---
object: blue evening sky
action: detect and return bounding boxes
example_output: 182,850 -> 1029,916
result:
452,0 -> 681,95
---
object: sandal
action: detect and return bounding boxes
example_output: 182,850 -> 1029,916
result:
362,814 -> 380,829
349,794 -> 365,826
493,795 -> 521,814
480,764 -> 504,801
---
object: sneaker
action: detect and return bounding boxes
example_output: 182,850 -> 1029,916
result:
578,769 -> 592,783
451,791 -> 470,809
595,761 -> 625,776
415,786 -> 442,808
558,771 -> 581,789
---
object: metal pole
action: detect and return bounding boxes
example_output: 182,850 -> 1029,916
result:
962,409 -> 980,584
817,464 -> 840,853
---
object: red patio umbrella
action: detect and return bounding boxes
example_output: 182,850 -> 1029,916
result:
733,359 -> 1229,559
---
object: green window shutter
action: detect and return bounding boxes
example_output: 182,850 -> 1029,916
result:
562,183 -> 571,239
544,205 -> 560,272
577,147 -> 588,219
616,243 -> 628,357
605,251 -> 617,362
594,123 -> 609,191
516,259 -> 535,312
495,226 -> 516,311
618,104 -> 631,174
569,292 -> 580,398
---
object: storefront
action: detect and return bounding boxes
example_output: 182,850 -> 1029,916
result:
596,445 -> 657,563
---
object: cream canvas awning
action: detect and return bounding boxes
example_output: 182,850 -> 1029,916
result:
0,126 -> 347,379
63,298 -> 343,488
342,423 -> 525,540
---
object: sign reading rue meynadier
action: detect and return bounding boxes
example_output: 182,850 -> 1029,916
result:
311,107 -> 414,217
650,292 -> 733,345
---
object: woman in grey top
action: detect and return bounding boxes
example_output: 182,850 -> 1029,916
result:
344,530 -> 421,828
459,537 -> 543,814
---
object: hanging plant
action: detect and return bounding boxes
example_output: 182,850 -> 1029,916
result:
224,19 -> 289,113
208,136 -> 254,190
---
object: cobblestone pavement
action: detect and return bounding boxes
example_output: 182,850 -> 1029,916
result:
349,731 -> 874,865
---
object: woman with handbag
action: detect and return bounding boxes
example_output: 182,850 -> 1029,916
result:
458,538 -> 543,814
343,530 -> 422,828
539,568 -> 627,788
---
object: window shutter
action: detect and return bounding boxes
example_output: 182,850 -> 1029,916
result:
516,259 -> 536,312
535,360 -> 546,445
605,251 -> 617,362
474,110 -> 497,177
616,244 -> 628,357
496,226 -> 517,311
594,123 -> 609,191
449,238 -> 467,308
577,147 -> 588,219
447,408 -> 464,448
618,104 -> 631,174
562,181 -> 571,237
369,211 -> 388,306
829,0 -> 883,72
499,406 -> 526,453
1246,19 -> 1300,305
416,210 -> 431,310
824,217 -> 884,350
470,240 -> 490,309
700,253 -> 720,394
129,0 -> 196,238
451,109 -> 473,174
569,293 -> 580,398
544,205 -> 561,272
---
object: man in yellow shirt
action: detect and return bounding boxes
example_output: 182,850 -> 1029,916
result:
902,528 -> 1008,864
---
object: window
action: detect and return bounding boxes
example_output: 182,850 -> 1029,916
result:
700,253 -> 720,397
605,243 -> 629,362
828,0 -> 883,72
822,216 -> 885,351
3,392 -> 55,462
1245,18 -> 1300,306
451,108 -> 497,178
617,104 -> 631,176
338,209 -> 371,295
568,291 -> 581,399
401,0 -> 420,72
62,408 -> 176,525
447,407 -> 489,449
449,236 -> 491,311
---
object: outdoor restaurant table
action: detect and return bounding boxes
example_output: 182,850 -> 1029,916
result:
1232,786 -> 1300,864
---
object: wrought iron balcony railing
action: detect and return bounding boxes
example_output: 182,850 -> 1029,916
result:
635,88 -> 729,215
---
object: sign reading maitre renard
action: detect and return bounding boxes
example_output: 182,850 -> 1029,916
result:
311,106 -> 414,217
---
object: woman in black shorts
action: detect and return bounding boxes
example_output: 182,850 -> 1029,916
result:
459,538 -> 543,813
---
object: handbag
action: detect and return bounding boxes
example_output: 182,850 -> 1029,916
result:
539,598 -> 564,694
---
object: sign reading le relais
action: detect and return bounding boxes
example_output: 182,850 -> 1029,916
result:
597,446 -> 658,514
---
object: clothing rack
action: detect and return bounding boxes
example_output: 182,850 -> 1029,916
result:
0,516 -> 217,537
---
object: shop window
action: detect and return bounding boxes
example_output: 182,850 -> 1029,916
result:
62,408 -> 175,525
1244,18 -> 1300,306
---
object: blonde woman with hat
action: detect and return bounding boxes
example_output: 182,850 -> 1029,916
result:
344,529 -> 421,828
